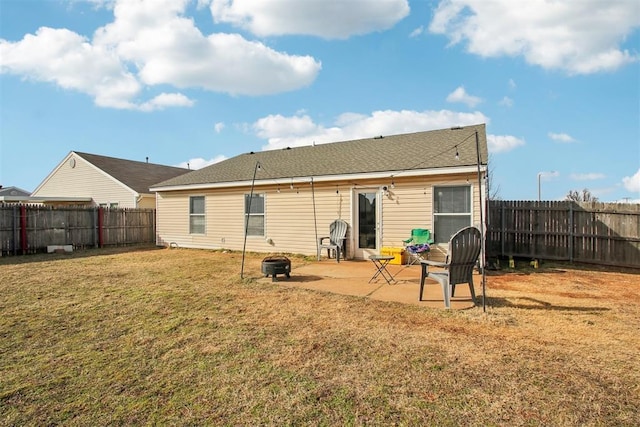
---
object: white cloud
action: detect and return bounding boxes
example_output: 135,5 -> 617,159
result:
487,134 -> 525,153
429,0 -> 640,74
214,122 -> 225,133
570,173 -> 605,181
622,169 -> 640,193
138,93 -> 195,112
446,86 -> 482,107
80,0 -> 116,9
499,96 -> 513,107
96,0 -> 321,96
549,132 -> 577,143
209,0 -> 410,39
410,26 -> 425,38
254,114 -> 323,141
539,171 -> 560,180
252,109 -> 491,150
0,27 -> 141,109
0,0 -> 321,109
508,78 -> 516,90
177,155 -> 227,170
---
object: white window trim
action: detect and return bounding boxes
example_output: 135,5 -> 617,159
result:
189,195 -> 206,235
433,184 -> 473,243
245,193 -> 265,237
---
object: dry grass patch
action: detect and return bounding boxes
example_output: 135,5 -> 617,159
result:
1,247 -> 638,425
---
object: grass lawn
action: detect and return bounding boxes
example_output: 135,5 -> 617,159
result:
1,246 -> 639,425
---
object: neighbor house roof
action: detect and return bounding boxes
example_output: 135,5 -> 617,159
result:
74,152 -> 190,194
152,124 -> 487,190
0,186 -> 30,197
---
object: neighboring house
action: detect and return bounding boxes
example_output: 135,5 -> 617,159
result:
0,186 -> 31,203
30,152 -> 190,208
151,124 -> 488,260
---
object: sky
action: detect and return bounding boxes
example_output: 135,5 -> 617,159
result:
1,0 -> 639,202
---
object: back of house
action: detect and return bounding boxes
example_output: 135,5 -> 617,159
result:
151,124 -> 488,260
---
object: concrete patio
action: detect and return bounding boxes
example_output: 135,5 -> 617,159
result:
259,259 -> 480,310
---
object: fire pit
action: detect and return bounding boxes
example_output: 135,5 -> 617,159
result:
261,256 -> 291,282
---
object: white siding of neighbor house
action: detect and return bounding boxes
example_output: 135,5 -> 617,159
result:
155,173 -> 484,260
32,154 -> 138,208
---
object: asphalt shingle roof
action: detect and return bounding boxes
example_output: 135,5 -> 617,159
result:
0,186 -> 30,197
74,152 -> 190,194
153,124 -> 487,189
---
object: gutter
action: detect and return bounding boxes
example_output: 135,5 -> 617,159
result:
0,196 -> 93,203
150,165 -> 486,192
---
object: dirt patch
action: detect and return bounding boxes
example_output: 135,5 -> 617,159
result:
487,263 -> 639,303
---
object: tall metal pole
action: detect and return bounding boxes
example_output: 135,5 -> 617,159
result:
241,161 -> 260,279
475,131 -> 487,312
537,172 -> 542,201
537,171 -> 557,201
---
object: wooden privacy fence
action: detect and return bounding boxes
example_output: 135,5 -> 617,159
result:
0,205 -> 155,255
486,201 -> 640,268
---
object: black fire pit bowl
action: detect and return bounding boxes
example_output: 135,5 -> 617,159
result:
261,256 -> 291,282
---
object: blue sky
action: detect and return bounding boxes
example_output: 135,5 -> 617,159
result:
1,0 -> 639,202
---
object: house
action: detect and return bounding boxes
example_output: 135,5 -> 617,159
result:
0,186 -> 31,203
150,124 -> 488,260
30,152 -> 190,208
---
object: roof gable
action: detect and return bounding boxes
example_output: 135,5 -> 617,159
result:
153,124 -> 487,189
0,186 -> 31,197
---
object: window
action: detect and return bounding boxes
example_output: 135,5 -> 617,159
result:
244,193 -> 265,236
189,196 -> 205,234
433,186 -> 471,244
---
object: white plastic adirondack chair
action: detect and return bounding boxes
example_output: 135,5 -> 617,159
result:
419,226 -> 481,308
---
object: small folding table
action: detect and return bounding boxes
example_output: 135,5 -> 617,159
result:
368,255 -> 396,284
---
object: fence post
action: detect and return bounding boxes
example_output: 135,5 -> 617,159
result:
12,205 -> 18,255
98,207 -> 104,248
20,205 -> 27,254
569,203 -> 574,263
500,201 -> 505,257
93,208 -> 98,248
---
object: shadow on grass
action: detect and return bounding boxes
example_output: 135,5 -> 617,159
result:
486,296 -> 610,312
259,274 -> 325,283
0,244 -> 160,266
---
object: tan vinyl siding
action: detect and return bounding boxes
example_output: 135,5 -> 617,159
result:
209,190 -> 244,248
263,187 -> 318,254
380,173 -> 482,248
33,155 -> 136,208
155,173 -> 485,259
251,182 -> 358,257
155,191 -> 196,248
137,195 -> 156,209
380,178 -> 434,248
